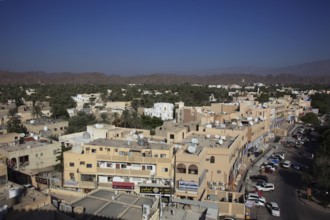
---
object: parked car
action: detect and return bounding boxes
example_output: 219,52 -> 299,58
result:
250,175 -> 268,182
246,198 -> 266,207
268,157 -> 280,164
264,167 -> 274,174
282,160 -> 291,168
223,216 -> 236,220
272,154 -> 284,160
246,193 -> 266,203
255,182 -> 275,192
291,163 -> 303,171
266,202 -> 280,217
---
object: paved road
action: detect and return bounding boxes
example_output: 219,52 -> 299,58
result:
247,126 -> 330,220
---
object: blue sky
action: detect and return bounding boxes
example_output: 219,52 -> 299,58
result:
1,0 -> 330,74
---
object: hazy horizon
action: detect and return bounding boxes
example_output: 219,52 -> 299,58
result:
1,0 -> 330,74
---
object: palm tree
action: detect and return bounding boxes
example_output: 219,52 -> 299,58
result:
31,104 -> 42,119
129,111 -> 142,128
112,112 -> 121,127
121,109 -> 131,128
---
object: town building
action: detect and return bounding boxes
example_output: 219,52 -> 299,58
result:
63,138 -> 175,198
144,102 -> 174,121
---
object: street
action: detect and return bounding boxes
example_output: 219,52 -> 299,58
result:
247,126 -> 330,220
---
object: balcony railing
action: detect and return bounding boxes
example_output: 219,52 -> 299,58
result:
96,168 -> 151,177
97,154 -> 171,164
79,181 -> 97,189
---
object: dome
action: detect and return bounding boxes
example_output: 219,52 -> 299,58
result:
82,132 -> 91,139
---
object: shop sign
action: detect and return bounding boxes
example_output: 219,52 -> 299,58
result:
64,180 -> 78,186
36,176 -> 48,185
140,186 -> 172,194
112,181 -> 134,190
178,181 -> 198,191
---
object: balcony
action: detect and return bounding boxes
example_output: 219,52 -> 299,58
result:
96,168 -> 151,177
96,154 -> 170,164
175,173 -> 199,182
79,181 -> 97,189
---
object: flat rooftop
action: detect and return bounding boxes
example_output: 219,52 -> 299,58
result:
0,139 -> 54,152
87,138 -> 171,151
24,118 -> 67,126
71,189 -> 156,220
181,134 -> 236,155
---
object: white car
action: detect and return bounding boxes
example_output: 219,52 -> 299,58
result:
246,198 -> 266,207
255,182 -> 275,192
282,160 -> 291,168
266,202 -> 280,217
274,153 -> 285,160
246,193 -> 267,204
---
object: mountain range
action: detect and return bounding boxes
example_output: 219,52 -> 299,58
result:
1,59 -> 330,85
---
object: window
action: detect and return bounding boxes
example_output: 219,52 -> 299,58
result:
54,128 -> 57,131
147,166 -> 153,170
60,127 -> 63,130
217,170 -> 221,174
91,149 -> 96,153
69,173 -> 75,181
162,168 -> 168,172
154,154 -> 158,158
86,164 -> 92,168
69,162 -> 75,167
35,154 -> 38,157
53,149 -> 60,155
210,156 -> 215,163
121,164 -> 127,169
170,134 -> 175,139
100,147 -> 103,151
160,154 -> 167,158
40,153 -> 43,156
80,161 -> 85,165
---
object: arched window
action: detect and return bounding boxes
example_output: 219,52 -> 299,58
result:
177,163 -> 187,173
188,164 -> 198,175
210,156 -> 215,163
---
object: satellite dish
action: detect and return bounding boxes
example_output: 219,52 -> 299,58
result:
239,122 -> 243,127
20,133 -> 25,138
221,136 -> 226,140
33,135 -> 39,141
191,138 -> 199,144
187,145 -> 196,154
249,121 -> 254,126
206,134 -> 211,139
218,139 -> 224,145
255,118 -> 258,122
214,135 -> 220,139
231,122 -> 237,126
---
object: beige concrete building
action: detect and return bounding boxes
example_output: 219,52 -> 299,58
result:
0,133 -> 21,147
0,138 -> 61,171
174,133 -> 244,200
63,138 -> 174,195
24,118 -> 68,137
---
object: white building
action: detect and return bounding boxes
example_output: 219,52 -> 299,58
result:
144,103 -> 174,121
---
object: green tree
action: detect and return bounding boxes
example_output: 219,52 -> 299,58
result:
65,111 -> 97,134
7,117 -> 27,134
54,143 -> 72,186
300,112 -> 320,126
129,111 -> 142,128
100,112 -> 110,124
31,104 -> 42,119
256,93 -> 270,103
121,109 -> 132,128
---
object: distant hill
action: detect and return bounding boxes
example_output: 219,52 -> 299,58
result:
1,59 -> 330,85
